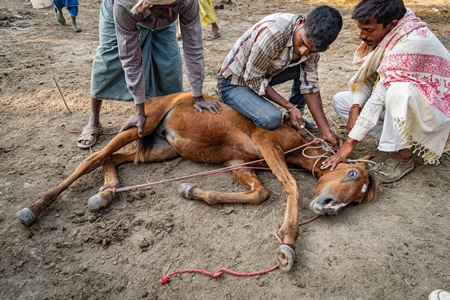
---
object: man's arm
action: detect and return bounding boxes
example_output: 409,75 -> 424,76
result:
304,92 -> 342,149
346,73 -> 378,134
179,0 -> 220,113
113,2 -> 147,135
322,81 -> 387,170
348,81 -> 387,141
178,0 -> 204,97
113,2 -> 146,105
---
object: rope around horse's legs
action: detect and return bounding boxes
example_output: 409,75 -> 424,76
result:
60,124 -> 326,284
103,132 -> 322,195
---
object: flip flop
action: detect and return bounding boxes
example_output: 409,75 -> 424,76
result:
302,118 -> 319,132
72,25 -> 82,32
55,8 -> 66,25
205,30 -> 221,41
77,125 -> 103,149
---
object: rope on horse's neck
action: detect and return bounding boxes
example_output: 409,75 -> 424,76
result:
347,158 -> 382,172
300,146 -> 382,177
301,146 -> 331,179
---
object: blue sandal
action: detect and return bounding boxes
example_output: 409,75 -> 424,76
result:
302,118 -> 319,132
55,8 -> 66,25
72,25 -> 82,32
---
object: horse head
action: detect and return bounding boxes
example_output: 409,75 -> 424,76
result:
310,156 -> 381,215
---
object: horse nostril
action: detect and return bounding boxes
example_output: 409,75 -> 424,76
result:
323,198 -> 335,206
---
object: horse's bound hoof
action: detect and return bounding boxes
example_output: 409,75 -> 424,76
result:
178,183 -> 197,199
276,244 -> 295,272
88,194 -> 103,211
16,208 -> 36,227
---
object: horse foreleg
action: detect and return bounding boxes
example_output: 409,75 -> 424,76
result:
179,160 -> 270,205
252,132 -> 300,272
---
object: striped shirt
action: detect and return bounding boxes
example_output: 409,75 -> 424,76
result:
107,0 -> 204,104
220,13 -> 320,96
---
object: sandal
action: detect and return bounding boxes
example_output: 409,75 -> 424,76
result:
77,124 -> 103,149
72,25 -> 82,32
374,157 -> 414,183
205,30 -> 221,41
55,8 -> 66,25
302,118 -> 319,132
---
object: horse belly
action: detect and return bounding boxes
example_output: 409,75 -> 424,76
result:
163,106 -> 261,164
165,131 -> 235,164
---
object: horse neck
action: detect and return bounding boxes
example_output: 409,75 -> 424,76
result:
285,145 -> 332,178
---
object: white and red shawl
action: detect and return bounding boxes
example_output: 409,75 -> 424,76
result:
350,9 -> 450,164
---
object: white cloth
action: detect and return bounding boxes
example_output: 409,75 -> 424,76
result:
332,91 -> 408,152
346,9 -> 450,164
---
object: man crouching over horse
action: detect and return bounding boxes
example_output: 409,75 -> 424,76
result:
217,5 -> 343,149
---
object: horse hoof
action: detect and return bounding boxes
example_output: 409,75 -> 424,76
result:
88,194 -> 103,211
276,244 -> 295,272
178,183 -> 197,199
16,208 -> 36,227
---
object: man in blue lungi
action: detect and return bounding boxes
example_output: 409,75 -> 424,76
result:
78,0 -> 221,149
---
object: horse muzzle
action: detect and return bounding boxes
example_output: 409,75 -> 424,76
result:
309,196 -> 347,216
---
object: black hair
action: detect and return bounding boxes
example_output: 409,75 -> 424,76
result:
304,5 -> 343,52
351,0 -> 406,27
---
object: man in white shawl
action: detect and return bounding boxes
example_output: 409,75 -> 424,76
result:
323,0 -> 450,183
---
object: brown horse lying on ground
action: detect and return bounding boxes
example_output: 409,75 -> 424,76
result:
17,92 -> 380,271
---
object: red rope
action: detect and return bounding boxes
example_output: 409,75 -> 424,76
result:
160,215 -> 322,285
60,122 -> 329,285
159,265 -> 279,284
103,134 -> 323,195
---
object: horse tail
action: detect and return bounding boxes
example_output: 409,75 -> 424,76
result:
132,133 -> 156,164
132,92 -> 194,164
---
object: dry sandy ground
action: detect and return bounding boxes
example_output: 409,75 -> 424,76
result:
1,0 -> 449,299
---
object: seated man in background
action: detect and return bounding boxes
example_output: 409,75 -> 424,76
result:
323,0 -> 450,183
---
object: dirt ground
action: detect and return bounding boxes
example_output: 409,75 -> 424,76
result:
1,0 -> 449,299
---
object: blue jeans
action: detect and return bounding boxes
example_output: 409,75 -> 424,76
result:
217,65 -> 306,130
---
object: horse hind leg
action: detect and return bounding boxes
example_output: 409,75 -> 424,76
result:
16,145 -> 129,226
87,150 -> 135,211
179,161 -> 270,205
88,140 -> 180,211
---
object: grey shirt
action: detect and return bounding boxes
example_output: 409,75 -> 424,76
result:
107,0 -> 204,104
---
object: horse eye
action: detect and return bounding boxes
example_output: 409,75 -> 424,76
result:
348,170 -> 357,179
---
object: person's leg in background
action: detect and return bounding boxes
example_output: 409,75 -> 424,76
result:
67,0 -> 82,32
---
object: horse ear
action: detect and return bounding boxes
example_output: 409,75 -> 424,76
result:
355,155 -> 374,169
366,172 -> 382,202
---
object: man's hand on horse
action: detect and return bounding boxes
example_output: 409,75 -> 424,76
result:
288,106 -> 303,130
322,137 -> 357,170
322,131 -> 343,151
119,103 -> 146,137
193,95 -> 221,114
